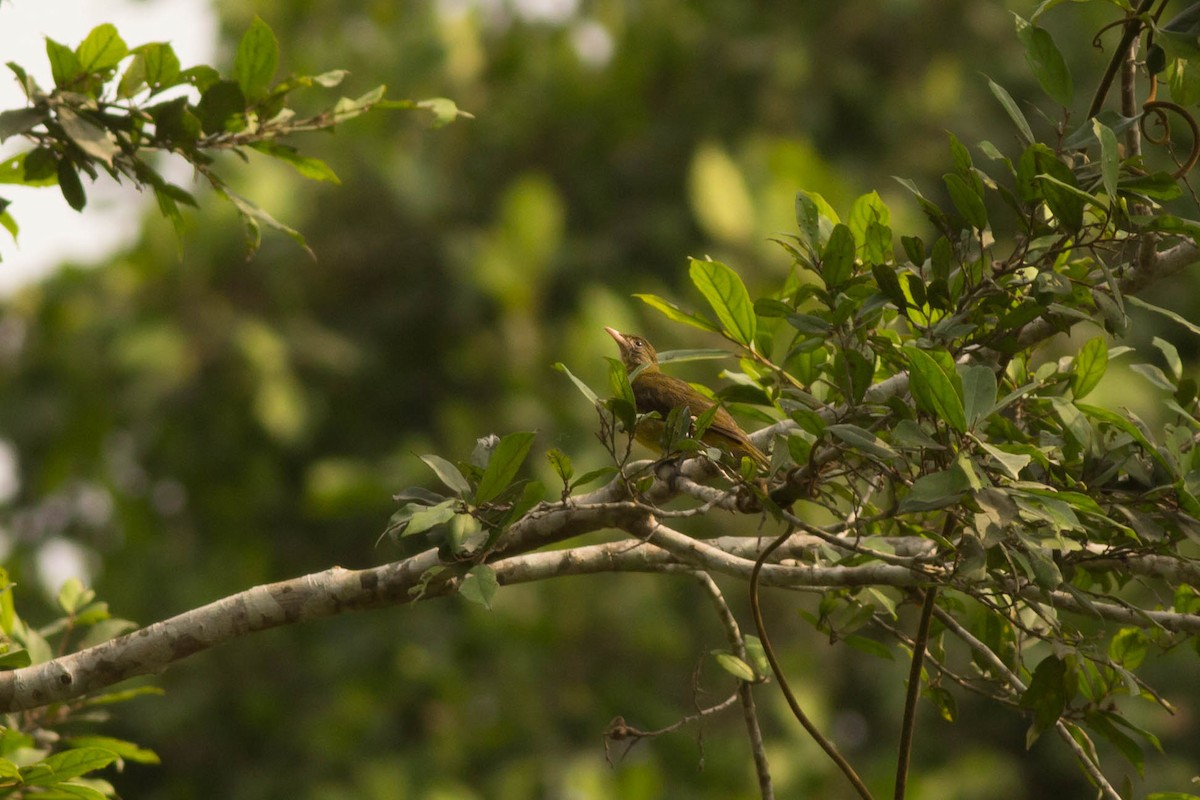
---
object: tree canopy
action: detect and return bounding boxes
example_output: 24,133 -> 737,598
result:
2,1 -> 1200,799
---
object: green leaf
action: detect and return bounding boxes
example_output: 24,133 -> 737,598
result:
570,465 -> 618,491
978,441 -> 1031,480
634,293 -> 719,333
57,159 -> 86,211
1108,628 -> 1147,670
0,649 -> 31,669
249,142 -> 340,184
1070,337 -> 1108,399
233,17 -> 279,102
46,37 -> 82,88
401,499 -> 458,537
656,348 -> 731,364
1127,295 -> 1200,337
546,448 -> 574,483
76,24 -> 127,72
0,108 -> 46,143
944,172 -> 988,230
844,634 -> 895,661
1094,119 -> 1119,200
195,80 -> 247,134
827,423 -> 899,461
554,362 -> 601,406
1014,15 -> 1073,106
21,747 -> 118,786
1153,335 -> 1183,382
217,184 -> 312,258
688,258 -> 756,345
138,42 -> 182,92
1019,655 -> 1069,742
459,565 -> 499,610
903,346 -> 967,433
419,454 -> 471,496
712,651 -> 757,682
474,432 -> 536,505
820,223 -> 855,289
960,365 -> 997,427
56,107 -> 120,167
57,578 -> 93,615
416,97 -> 468,128
987,76 -> 1035,145
64,736 -> 159,765
898,467 -> 972,513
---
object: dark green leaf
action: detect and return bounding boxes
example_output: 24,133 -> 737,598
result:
475,432 -> 536,505
233,17 -> 279,102
1019,655 -> 1069,742
634,293 -> 719,333
195,80 -> 247,134
821,223 -> 855,289
56,159 -> 86,211
0,649 -> 30,669
904,346 -> 967,433
688,258 -> 756,345
872,264 -> 907,308
944,172 -> 988,230
1070,337 -> 1107,399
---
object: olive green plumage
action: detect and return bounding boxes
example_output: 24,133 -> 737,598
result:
604,327 -> 769,468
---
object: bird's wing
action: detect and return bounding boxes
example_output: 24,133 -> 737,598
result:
633,375 -> 745,439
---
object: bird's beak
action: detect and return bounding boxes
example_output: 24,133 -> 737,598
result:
603,327 -> 628,348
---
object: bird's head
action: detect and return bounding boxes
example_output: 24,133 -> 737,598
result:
604,327 -> 659,372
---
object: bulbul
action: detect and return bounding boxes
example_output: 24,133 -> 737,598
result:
604,327 -> 769,469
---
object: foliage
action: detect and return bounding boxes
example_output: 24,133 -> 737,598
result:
3,1 -> 1200,799
388,2 -> 1200,795
0,570 -> 160,798
0,17 -> 466,257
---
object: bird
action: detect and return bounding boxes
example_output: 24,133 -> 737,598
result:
604,327 -> 769,470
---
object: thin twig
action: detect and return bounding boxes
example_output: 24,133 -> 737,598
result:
894,588 -> 937,800
931,606 -> 1122,800
694,572 -> 774,800
750,525 -> 875,800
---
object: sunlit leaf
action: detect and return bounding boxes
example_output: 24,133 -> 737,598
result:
474,431 -> 536,505
234,16 -> 279,102
688,258 -> 756,345
1070,337 -> 1108,399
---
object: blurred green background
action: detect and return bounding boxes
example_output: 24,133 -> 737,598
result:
1,1 -> 1198,797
